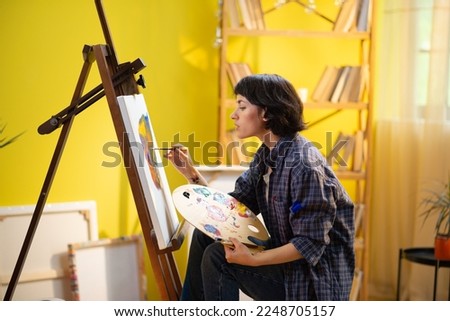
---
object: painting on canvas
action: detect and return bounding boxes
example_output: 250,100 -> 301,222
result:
117,94 -> 179,249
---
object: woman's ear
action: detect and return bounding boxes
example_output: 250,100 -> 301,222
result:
261,111 -> 268,121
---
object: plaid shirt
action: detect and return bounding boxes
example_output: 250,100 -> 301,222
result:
230,134 -> 355,300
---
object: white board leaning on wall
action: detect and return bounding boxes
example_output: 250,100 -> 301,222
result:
0,201 -> 98,300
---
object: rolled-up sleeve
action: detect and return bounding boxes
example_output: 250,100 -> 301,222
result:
288,169 -> 337,266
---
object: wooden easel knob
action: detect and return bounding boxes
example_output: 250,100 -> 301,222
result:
136,74 -> 146,88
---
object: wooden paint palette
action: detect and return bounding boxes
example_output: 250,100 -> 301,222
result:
172,184 -> 270,251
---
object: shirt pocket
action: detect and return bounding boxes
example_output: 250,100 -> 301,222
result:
270,196 -> 292,244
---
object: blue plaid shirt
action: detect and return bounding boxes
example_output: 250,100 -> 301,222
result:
230,134 -> 355,300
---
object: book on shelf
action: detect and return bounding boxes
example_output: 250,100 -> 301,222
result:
226,0 -> 241,29
225,63 -> 238,87
312,66 -> 337,102
359,64 -> 370,101
326,132 -> 347,167
236,0 -> 265,30
339,66 -> 361,103
346,64 -> 368,102
251,0 -> 265,30
238,0 -> 254,29
333,0 -> 359,32
340,133 -> 355,170
330,66 -> 351,103
226,62 -> 253,87
322,67 -> 344,102
352,129 -> 365,172
356,0 -> 371,32
312,64 -> 369,104
238,62 -> 253,79
312,66 -> 342,103
311,66 -> 331,102
327,130 -> 365,172
245,0 -> 257,29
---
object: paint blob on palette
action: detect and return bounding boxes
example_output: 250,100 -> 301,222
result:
172,184 -> 270,251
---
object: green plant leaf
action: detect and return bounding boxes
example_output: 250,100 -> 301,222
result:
419,177 -> 450,236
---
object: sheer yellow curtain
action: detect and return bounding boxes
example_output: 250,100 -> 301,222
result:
370,0 -> 450,300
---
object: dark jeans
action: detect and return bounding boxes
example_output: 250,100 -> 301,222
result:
180,229 -> 285,301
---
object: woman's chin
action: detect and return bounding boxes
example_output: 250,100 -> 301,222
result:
234,133 -> 244,140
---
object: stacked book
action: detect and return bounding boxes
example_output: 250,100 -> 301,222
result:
226,0 -> 265,30
311,65 -> 368,103
225,62 -> 253,87
326,130 -> 366,172
333,0 -> 371,32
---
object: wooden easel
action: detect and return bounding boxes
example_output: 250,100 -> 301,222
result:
3,0 -> 184,301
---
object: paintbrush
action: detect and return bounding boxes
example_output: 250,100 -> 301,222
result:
148,146 -> 185,151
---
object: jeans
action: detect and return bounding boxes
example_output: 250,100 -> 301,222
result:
180,229 -> 285,301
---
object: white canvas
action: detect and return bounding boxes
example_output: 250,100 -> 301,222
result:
0,201 -> 98,300
117,94 -> 179,249
67,235 -> 145,301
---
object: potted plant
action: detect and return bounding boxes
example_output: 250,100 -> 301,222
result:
0,121 -> 23,148
419,175 -> 450,260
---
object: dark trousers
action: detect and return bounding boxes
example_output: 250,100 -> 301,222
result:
180,229 -> 285,301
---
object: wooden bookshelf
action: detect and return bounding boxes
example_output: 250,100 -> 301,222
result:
217,0 -> 375,300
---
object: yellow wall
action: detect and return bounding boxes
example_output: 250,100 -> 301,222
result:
0,0 -> 375,300
0,0 -> 219,300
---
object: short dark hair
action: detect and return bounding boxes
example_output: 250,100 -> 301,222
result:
234,74 -> 307,137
